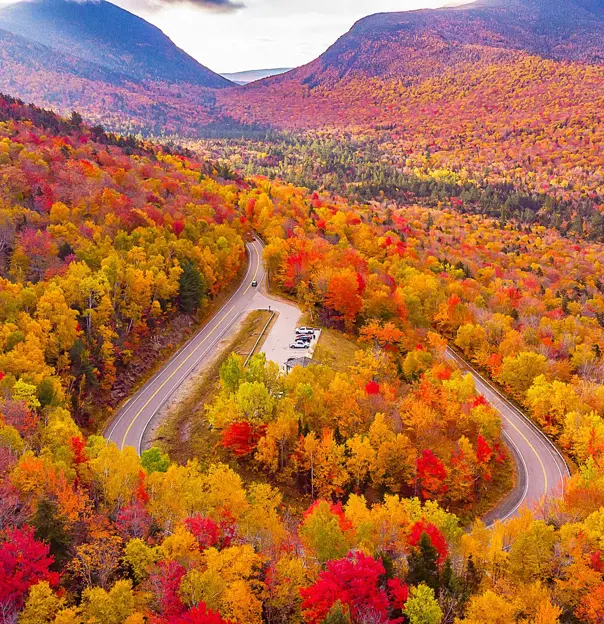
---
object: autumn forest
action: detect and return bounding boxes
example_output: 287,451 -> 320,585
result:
1,0 -> 604,623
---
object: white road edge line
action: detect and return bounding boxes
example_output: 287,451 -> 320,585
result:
135,309 -> 246,454
446,347 -> 570,480
104,240 -> 259,442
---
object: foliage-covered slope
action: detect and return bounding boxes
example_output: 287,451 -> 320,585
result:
0,92 -> 246,425
1,0 -> 603,231
0,0 -> 241,137
0,0 -> 231,88
2,95 -> 604,623
0,26 -> 231,138
221,0 -> 604,218
244,0 -> 604,90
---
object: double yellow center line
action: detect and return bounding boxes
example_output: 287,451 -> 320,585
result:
120,245 -> 261,450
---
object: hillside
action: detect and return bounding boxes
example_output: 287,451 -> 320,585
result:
221,0 -> 604,212
228,0 -> 604,112
0,0 -> 231,87
0,0 -> 241,136
2,94 -> 604,623
3,0 -> 603,220
0,26 -> 127,85
0,25 -> 225,136
243,0 -> 604,90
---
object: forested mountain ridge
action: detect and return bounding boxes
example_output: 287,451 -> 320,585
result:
1,0 -> 603,230
0,0 -> 231,88
240,0 -> 604,92
0,26 -> 127,86
0,24 -> 232,138
221,0 -> 604,229
0,0 -> 238,137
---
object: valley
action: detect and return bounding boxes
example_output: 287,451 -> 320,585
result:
0,1 -> 603,622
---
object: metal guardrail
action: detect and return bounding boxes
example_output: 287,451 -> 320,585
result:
244,310 -> 275,366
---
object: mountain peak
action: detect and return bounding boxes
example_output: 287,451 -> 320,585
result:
479,0 -> 604,10
332,0 -> 604,76
0,0 -> 231,87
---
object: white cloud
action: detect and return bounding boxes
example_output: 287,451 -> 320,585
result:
0,0 -> 473,73
122,0 -> 243,12
113,0 -> 473,73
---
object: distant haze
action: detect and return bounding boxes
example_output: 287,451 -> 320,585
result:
222,67 -> 291,84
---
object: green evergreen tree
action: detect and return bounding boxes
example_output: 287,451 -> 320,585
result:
439,557 -> 467,620
572,213 -> 584,235
69,111 -> 83,129
32,498 -> 71,568
178,261 -> 205,314
407,532 -> 440,590
426,213 -> 434,231
37,378 -> 56,408
334,425 -> 343,445
464,556 -> 482,596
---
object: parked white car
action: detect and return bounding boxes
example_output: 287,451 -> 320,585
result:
289,340 -> 309,349
296,327 -> 316,336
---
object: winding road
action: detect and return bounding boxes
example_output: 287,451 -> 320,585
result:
105,239 -> 266,454
446,348 -> 569,524
105,238 -> 569,522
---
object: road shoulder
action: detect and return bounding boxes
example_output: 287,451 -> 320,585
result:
147,309 -> 274,462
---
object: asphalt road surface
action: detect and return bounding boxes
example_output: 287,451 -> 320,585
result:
446,347 -> 570,524
245,290 -> 303,368
105,237 -> 569,524
105,239 -> 266,453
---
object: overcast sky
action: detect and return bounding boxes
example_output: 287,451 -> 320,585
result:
0,0 -> 471,73
110,0 -> 471,73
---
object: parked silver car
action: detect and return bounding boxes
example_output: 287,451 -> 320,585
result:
289,340 -> 309,349
296,327 -> 316,336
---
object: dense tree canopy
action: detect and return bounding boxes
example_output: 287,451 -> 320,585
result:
1,97 -> 604,624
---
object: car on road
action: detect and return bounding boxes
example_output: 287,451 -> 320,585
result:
289,340 -> 309,349
251,280 -> 258,287
296,327 -> 316,336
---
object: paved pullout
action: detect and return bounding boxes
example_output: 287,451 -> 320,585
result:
105,238 -> 569,523
446,347 -> 570,524
105,239 -> 266,453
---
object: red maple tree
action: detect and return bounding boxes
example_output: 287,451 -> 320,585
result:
300,551 -> 396,624
416,449 -> 449,499
184,515 -> 220,550
0,527 -> 59,619
167,602 -> 234,624
407,519 -> 449,564
221,421 -> 266,457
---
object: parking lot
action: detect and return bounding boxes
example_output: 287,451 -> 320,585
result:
284,326 -> 321,360
246,291 -> 322,371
